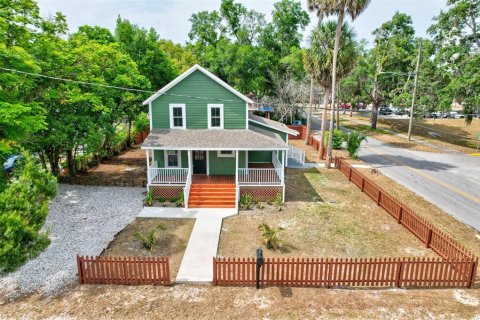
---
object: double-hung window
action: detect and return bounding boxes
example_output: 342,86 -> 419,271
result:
217,150 -> 234,157
208,104 -> 224,129
165,150 -> 180,168
169,104 -> 186,129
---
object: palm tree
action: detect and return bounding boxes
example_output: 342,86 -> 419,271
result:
307,0 -> 371,167
304,21 -> 358,158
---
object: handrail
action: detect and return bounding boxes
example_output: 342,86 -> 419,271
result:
238,168 -> 281,185
288,144 -> 305,166
183,168 -> 192,208
149,167 -> 188,184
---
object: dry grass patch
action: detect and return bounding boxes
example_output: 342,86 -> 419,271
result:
219,168 -> 438,259
288,138 -> 361,164
101,218 -> 195,279
356,168 -> 480,261
2,283 -> 479,319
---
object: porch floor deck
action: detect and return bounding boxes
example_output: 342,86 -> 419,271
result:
192,174 -> 235,185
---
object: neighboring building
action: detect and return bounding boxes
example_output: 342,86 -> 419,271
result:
141,65 -> 298,209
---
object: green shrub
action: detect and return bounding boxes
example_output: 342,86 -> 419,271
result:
134,112 -> 149,133
239,194 -> 253,210
176,191 -> 185,207
143,190 -> 154,206
258,223 -> 283,250
134,224 -> 166,251
324,129 -> 344,149
274,192 -> 283,211
0,152 -> 57,273
345,130 -> 367,159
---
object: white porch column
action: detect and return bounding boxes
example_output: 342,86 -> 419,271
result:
282,150 -> 286,202
188,150 -> 192,173
146,149 -> 151,186
235,150 -> 239,185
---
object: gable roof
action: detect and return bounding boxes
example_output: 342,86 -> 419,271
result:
248,113 -> 299,136
142,64 -> 254,105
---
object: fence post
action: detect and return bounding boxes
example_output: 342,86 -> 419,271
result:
361,177 -> 365,192
77,255 -> 84,284
397,207 -> 403,224
468,258 -> 478,288
348,167 -> 352,181
213,257 -> 217,286
395,259 -> 404,288
377,191 -> 382,206
426,228 -> 433,248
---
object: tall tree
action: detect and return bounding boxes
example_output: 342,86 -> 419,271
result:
307,0 -> 370,167
304,21 -> 358,156
115,17 -> 177,89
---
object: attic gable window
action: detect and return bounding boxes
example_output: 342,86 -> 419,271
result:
208,104 -> 224,129
169,104 -> 186,129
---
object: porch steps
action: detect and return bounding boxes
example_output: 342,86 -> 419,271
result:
188,184 -> 236,208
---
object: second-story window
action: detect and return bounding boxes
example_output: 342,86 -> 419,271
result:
208,104 -> 224,129
169,104 -> 186,129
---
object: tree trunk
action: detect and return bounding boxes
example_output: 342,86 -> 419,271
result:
336,84 -> 341,130
66,149 -> 76,177
46,148 -> 60,176
319,88 -> 330,160
326,11 -> 345,168
305,76 -> 315,145
371,103 -> 379,130
126,119 -> 132,148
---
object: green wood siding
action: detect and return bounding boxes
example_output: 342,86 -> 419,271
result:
248,121 -> 288,142
248,151 -> 272,163
208,151 -> 235,175
151,70 -> 246,130
153,150 -> 187,168
238,151 -> 246,169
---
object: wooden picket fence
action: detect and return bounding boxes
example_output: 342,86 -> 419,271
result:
213,257 -> 476,288
335,157 -> 477,262
287,125 -> 327,159
77,255 -> 171,285
287,125 -> 307,139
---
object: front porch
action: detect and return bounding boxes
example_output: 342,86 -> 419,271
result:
144,149 -> 286,209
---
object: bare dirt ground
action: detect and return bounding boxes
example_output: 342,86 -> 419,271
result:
219,168 -> 439,259
101,218 -> 195,279
62,147 -> 147,187
1,284 -> 479,319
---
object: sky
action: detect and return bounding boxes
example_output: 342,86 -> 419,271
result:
36,0 -> 447,46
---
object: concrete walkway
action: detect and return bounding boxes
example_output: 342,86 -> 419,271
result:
138,207 -> 237,282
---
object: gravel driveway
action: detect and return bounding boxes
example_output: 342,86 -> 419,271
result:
0,184 -> 144,299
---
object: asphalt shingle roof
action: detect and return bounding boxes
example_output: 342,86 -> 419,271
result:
141,128 -> 288,150
248,113 -> 299,136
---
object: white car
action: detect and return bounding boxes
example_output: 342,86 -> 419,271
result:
449,111 -> 465,119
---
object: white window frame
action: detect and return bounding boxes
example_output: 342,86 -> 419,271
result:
208,104 -> 224,129
169,104 -> 186,129
164,150 -> 182,168
217,150 -> 235,158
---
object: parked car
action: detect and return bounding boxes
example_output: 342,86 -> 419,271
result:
379,107 -> 393,115
394,108 -> 407,116
448,111 -> 465,119
3,155 -> 20,173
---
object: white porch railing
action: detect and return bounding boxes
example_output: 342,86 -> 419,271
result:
183,168 -> 192,208
149,167 -> 188,184
287,144 -> 305,166
238,168 -> 281,185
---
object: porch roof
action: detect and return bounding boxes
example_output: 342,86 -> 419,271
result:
141,128 -> 288,150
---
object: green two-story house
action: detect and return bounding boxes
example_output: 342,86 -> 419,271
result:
141,64 -> 298,209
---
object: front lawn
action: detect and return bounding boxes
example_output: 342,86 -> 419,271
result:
101,218 -> 195,279
219,168 -> 439,259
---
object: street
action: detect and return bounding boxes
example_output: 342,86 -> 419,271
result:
312,114 -> 480,232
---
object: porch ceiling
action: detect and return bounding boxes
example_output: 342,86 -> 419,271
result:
141,128 -> 287,150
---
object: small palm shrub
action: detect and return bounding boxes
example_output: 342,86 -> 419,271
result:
176,191 -> 185,207
345,130 -> 367,159
258,223 -> 283,250
143,190 -> 154,206
239,194 -> 253,210
274,192 -> 283,211
324,129 -> 344,149
134,223 -> 166,251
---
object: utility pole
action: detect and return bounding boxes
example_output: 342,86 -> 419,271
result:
407,42 -> 422,141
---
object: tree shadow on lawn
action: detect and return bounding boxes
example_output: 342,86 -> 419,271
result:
359,154 -> 457,172
285,168 -> 325,202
